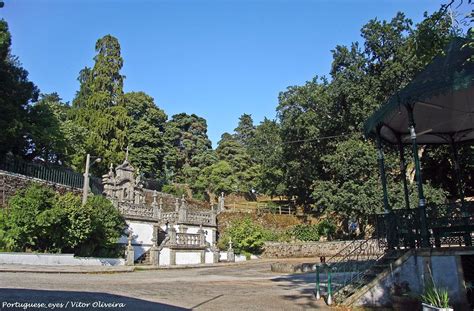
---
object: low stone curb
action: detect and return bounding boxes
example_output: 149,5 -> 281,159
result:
270,262 -> 316,273
0,265 -> 135,274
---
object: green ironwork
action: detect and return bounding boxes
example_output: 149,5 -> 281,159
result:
317,237 -> 389,305
407,107 -> 429,248
376,202 -> 474,249
315,265 -> 321,300
0,156 -> 103,195
327,265 -> 332,305
364,37 -> 474,142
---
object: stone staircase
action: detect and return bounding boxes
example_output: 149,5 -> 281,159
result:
135,249 -> 151,265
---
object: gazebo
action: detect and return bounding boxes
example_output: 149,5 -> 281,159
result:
364,37 -> 474,248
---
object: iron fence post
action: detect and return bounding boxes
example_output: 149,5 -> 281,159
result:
315,264 -> 321,300
327,265 -> 332,305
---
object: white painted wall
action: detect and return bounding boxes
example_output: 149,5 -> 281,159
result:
122,221 -> 217,264
159,248 -> 170,266
0,253 -> 124,266
176,251 -> 201,265
205,251 -> 214,264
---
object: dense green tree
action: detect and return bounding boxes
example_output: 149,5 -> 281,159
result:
233,113 -> 255,149
0,20 -> 39,156
216,133 -> 259,195
194,160 -> 236,198
163,113 -> 212,182
123,92 -> 167,178
277,9 -> 459,207
72,35 -> 130,174
249,118 -> 285,197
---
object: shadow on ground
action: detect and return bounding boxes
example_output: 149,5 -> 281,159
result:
0,288 -> 188,311
270,272 -> 330,309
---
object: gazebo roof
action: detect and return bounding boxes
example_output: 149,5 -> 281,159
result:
364,37 -> 474,145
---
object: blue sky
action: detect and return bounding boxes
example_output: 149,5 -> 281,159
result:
1,0 -> 469,147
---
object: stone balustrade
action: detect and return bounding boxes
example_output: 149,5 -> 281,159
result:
118,201 -> 155,220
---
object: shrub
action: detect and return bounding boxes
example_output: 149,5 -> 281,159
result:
317,219 -> 336,240
162,184 -> 187,197
0,184 -> 126,257
290,224 -> 320,241
218,217 -> 273,254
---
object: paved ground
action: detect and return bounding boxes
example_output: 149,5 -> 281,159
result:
0,259 -> 331,311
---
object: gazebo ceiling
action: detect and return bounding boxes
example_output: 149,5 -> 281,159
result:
364,37 -> 474,145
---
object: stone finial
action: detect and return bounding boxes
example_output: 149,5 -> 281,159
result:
152,190 -> 158,205
159,197 -> 163,210
175,198 -> 180,212
125,145 -> 129,162
181,194 -> 186,207
228,237 -> 233,251
127,229 -> 133,247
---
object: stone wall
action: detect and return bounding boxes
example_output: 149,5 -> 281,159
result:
262,240 -> 368,258
0,170 -> 81,207
0,252 -> 124,266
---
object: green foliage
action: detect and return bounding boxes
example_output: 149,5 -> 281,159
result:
215,133 -> 259,195
218,217 -> 274,254
0,19 -> 39,157
162,184 -> 187,198
233,113 -> 255,149
0,185 -> 125,257
163,113 -> 212,183
72,35 -> 130,174
124,91 -> 167,178
250,118 -> 285,197
290,224 -> 320,242
421,269 -> 451,309
288,220 -> 336,241
317,219 -> 336,239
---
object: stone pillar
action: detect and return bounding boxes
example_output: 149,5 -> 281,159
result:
201,250 -> 206,264
152,190 -> 159,219
198,225 -> 206,247
170,249 -> 176,265
178,195 -> 187,223
219,192 -> 225,212
149,225 -> 160,266
211,244 -> 220,263
126,230 -> 135,266
168,226 -> 177,245
175,198 -> 180,212
227,238 -> 235,263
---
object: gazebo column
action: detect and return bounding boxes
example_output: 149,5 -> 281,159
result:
376,127 -> 394,249
397,136 -> 410,210
407,106 -> 429,248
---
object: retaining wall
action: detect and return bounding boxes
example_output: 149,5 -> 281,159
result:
0,252 -> 124,266
262,240 -> 366,258
0,171 -> 81,207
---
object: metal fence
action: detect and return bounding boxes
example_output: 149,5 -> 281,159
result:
375,201 -> 474,249
0,156 -> 103,195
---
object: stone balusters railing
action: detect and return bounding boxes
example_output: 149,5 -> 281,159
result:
167,226 -> 207,249
116,191 -> 219,227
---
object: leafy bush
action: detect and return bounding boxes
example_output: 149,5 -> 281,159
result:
0,184 -> 126,257
317,219 -> 336,240
218,217 -> 274,254
290,224 -> 320,241
288,220 -> 337,242
162,184 -> 187,197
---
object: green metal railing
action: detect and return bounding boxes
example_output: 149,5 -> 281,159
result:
0,156 -> 103,195
314,238 -> 386,305
375,202 -> 474,249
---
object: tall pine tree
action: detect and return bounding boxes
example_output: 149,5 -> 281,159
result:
72,35 -> 130,174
